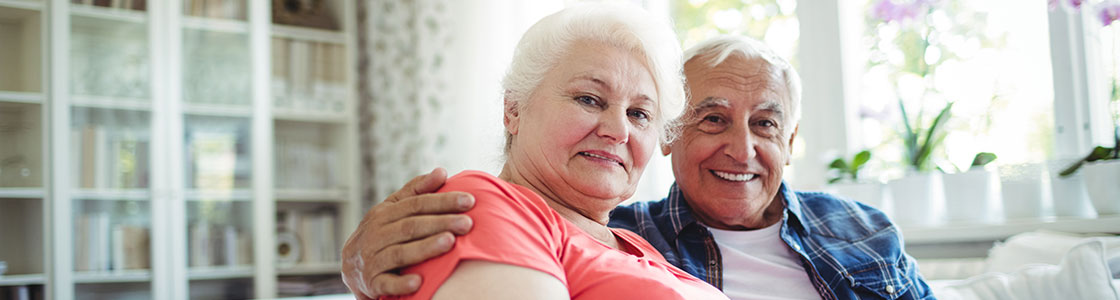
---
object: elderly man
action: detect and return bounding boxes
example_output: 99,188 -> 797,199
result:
343,35 -> 935,300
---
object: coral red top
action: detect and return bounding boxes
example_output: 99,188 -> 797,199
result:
390,171 -> 728,300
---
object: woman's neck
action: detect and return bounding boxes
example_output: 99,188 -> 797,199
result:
498,164 -> 621,249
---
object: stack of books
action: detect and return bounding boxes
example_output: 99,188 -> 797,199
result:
74,212 -> 150,271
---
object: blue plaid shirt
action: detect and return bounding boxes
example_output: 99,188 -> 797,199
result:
609,182 -> 935,300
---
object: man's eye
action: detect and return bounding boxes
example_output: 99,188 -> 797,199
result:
702,115 -> 724,124
756,119 -> 776,127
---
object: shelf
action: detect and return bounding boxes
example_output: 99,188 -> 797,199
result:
0,188 -> 44,199
277,262 -> 340,276
275,189 -> 346,202
272,108 -> 348,124
0,273 -> 44,286
0,91 -> 43,104
183,103 -> 252,118
0,0 -> 43,11
71,95 -> 151,112
900,215 -> 1120,244
70,3 -> 146,24
188,265 -> 253,280
186,189 -> 251,201
181,16 -> 249,34
72,189 -> 150,201
271,24 -> 345,44
73,270 -> 151,283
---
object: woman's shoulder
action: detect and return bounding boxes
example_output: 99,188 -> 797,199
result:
441,170 -> 556,222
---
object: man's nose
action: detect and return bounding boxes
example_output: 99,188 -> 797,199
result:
723,124 -> 755,162
597,107 -> 630,144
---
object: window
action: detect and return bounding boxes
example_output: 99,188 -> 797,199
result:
857,0 -> 1055,178
672,0 -> 799,63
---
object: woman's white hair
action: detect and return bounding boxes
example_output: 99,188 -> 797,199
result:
502,2 -> 686,150
682,35 -> 802,136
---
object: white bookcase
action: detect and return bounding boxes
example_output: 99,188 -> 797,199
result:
0,0 -> 360,299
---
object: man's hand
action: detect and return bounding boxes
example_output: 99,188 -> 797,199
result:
342,168 -> 475,299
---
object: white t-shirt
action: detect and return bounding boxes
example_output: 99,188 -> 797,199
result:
707,222 -> 823,300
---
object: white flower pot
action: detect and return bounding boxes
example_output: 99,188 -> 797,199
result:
942,168 -> 1003,224
1082,159 -> 1120,215
1047,159 -> 1097,218
888,172 -> 945,226
827,181 -> 890,217
998,163 -> 1049,220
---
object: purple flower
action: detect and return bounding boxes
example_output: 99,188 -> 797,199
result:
871,0 -> 928,24
1068,0 -> 1085,9
1100,2 -> 1120,26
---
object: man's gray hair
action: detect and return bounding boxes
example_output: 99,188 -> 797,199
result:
682,35 -> 802,136
502,2 -> 686,150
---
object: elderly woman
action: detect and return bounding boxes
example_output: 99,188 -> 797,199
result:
362,3 -> 729,300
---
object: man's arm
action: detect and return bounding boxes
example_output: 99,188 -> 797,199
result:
341,168 -> 476,299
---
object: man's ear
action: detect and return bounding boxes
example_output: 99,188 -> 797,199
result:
661,143 -> 672,156
785,124 -> 799,166
504,97 -> 521,135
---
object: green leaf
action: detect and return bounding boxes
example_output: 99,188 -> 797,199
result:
1059,146 -> 1117,177
851,150 -> 872,169
829,158 -> 848,170
914,102 -> 954,171
970,152 -> 997,167
828,177 -> 843,184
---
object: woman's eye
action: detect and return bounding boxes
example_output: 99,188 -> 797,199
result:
575,95 -> 599,106
628,109 -> 651,123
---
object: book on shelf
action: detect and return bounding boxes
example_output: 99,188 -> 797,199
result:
272,37 -> 291,108
184,0 -> 246,20
71,125 -> 151,190
188,131 -> 237,190
190,221 -> 248,267
75,212 -> 112,271
111,225 -> 150,270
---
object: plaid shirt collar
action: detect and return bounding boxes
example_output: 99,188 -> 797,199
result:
659,181 -> 808,241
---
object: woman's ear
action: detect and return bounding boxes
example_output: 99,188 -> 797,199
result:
504,97 -> 521,135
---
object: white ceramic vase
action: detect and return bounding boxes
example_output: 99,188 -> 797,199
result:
1081,159 -> 1120,215
942,168 -> 1003,224
888,172 -> 945,226
998,163 -> 1050,220
827,181 -> 890,217
1047,159 -> 1097,218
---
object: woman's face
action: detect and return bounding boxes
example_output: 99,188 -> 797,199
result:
505,39 -> 660,211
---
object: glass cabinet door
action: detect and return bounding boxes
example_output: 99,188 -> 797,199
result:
0,1 -> 46,298
68,0 -> 154,298
271,0 -> 351,296
180,0 -> 255,298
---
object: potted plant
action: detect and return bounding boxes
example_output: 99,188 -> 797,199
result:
941,152 -> 1002,223
1058,132 -> 1120,215
888,101 -> 953,226
826,150 -> 889,213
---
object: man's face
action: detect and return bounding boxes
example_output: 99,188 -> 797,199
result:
668,55 -> 797,230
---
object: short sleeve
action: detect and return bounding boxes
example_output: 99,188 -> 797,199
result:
390,171 -> 568,299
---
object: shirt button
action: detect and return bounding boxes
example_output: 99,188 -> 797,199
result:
885,285 -> 895,294
709,260 -> 716,266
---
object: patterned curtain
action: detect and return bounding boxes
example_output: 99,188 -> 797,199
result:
357,0 -> 453,208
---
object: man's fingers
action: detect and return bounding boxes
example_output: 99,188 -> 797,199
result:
369,232 -> 456,276
369,192 -> 474,228
370,273 -> 422,297
384,168 -> 449,204
375,215 -> 472,250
